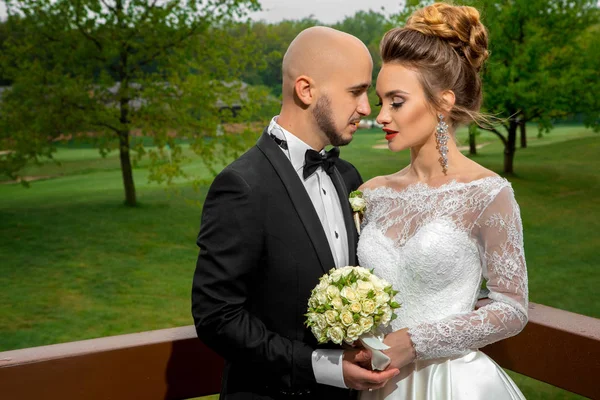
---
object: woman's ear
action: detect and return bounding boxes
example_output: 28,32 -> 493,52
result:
440,90 -> 456,113
294,75 -> 315,106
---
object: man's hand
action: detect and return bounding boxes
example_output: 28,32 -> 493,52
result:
342,349 -> 400,391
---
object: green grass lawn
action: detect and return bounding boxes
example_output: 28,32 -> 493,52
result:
1,124 -> 598,399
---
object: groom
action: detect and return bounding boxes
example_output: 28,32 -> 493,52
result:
192,27 -> 399,399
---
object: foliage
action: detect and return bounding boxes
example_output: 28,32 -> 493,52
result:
389,0 -> 600,174
332,10 -> 391,105
0,0 -> 262,206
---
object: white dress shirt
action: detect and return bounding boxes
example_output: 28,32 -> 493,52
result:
268,116 -> 348,388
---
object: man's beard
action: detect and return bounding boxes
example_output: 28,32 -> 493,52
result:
312,95 -> 352,147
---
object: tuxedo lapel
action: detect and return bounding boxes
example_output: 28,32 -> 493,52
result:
330,166 -> 358,265
256,130 -> 334,274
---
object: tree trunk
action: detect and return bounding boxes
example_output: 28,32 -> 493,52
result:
468,124 -> 477,155
504,119 -> 518,175
118,130 -> 137,207
116,3 -> 136,207
520,120 -> 527,148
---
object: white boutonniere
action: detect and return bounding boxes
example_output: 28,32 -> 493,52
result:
349,190 -> 365,234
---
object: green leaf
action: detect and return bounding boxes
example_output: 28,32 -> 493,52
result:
349,190 -> 363,198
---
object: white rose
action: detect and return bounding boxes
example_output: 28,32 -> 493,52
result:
326,285 -> 341,299
341,267 -> 353,277
327,326 -> 345,344
324,309 -> 338,325
317,279 -> 329,291
306,312 -> 317,324
361,299 -> 377,316
349,196 -> 366,212
340,309 -> 355,326
330,269 -> 343,282
356,280 -> 374,297
332,297 -> 344,310
346,323 -> 362,341
380,305 -> 393,326
311,326 -> 325,342
315,314 -> 328,329
359,316 -> 374,332
375,292 -> 390,306
369,275 -> 386,291
308,296 -> 319,309
316,291 -> 328,305
340,287 -> 358,302
349,301 -> 362,314
356,267 -> 371,279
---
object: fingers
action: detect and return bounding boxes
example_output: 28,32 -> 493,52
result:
343,351 -> 401,391
363,367 -> 399,385
354,366 -> 400,389
354,349 -> 371,363
344,348 -> 371,363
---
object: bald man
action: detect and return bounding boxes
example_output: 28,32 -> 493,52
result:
192,27 -> 400,399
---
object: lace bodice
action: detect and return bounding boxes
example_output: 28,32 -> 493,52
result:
357,176 -> 528,360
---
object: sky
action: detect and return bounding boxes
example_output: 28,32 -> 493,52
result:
247,0 -> 405,24
0,1 -> 405,24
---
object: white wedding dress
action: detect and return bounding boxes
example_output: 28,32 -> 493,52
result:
358,176 -> 527,400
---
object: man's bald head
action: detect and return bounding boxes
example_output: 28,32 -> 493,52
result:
276,26 -> 373,151
282,26 -> 372,99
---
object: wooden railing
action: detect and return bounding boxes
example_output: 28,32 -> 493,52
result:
1,303 -> 599,400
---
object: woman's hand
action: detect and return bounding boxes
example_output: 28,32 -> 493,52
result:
383,328 -> 417,370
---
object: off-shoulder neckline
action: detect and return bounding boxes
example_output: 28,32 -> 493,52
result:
362,175 -> 509,197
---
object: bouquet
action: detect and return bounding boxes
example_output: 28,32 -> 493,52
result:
305,266 -> 401,370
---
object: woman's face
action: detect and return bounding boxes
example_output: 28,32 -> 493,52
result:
375,63 -> 438,152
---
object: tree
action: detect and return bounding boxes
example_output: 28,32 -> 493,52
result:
471,0 -> 599,173
332,10 -> 392,105
468,123 -> 479,155
238,18 -> 321,96
390,0 -> 599,174
0,0 -> 261,206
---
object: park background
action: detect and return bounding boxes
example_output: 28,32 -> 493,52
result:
0,1 -> 598,399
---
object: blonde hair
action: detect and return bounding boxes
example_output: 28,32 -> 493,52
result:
380,3 -> 490,127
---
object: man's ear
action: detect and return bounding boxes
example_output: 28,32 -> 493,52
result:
294,75 -> 315,106
440,90 -> 456,113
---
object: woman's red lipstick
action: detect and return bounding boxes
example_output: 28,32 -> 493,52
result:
383,128 -> 399,141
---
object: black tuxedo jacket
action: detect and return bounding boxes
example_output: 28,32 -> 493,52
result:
192,129 -> 363,399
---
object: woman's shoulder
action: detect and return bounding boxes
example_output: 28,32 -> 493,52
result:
359,176 -> 389,191
359,168 -> 411,192
460,159 -> 499,182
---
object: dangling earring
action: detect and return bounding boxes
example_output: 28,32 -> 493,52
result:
435,114 -> 449,174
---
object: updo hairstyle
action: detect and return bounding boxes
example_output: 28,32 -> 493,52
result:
380,3 -> 490,127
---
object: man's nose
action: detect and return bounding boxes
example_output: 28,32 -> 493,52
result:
357,94 -> 371,116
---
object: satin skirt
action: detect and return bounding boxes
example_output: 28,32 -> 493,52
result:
359,350 -> 525,400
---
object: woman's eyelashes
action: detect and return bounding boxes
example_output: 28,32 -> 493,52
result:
391,97 -> 405,109
375,97 -> 405,109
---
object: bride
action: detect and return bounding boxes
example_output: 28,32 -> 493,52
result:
357,3 -> 528,399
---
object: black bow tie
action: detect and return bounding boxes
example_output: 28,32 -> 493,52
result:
303,147 -> 340,179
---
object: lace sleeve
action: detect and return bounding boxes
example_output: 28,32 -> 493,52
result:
407,186 -> 529,360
